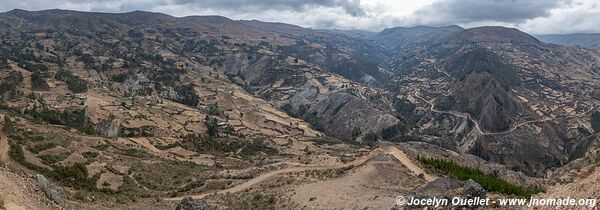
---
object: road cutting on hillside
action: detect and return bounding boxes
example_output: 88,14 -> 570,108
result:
166,145 -> 435,201
414,91 -> 550,136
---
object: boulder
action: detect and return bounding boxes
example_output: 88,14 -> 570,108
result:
176,197 -> 215,210
36,174 -> 65,206
97,117 -> 121,137
463,179 -> 486,199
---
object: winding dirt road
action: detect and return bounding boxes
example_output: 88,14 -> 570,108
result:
166,146 -> 435,201
414,91 -> 549,135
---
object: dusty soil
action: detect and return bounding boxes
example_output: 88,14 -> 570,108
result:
0,167 -> 59,210
167,145 -> 436,202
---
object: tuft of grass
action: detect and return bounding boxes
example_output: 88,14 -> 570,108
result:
419,157 -> 543,197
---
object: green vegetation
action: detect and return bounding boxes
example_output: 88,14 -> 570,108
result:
77,53 -> 94,68
173,84 -> 199,107
110,73 -> 129,83
39,153 -> 69,165
24,104 -> 96,135
362,132 -> 378,146
381,123 -> 407,140
280,104 -> 325,132
206,103 -> 220,115
29,142 -> 57,154
332,101 -> 347,115
120,127 -> 154,137
351,127 -> 362,139
0,71 -> 23,98
3,117 -> 15,134
50,163 -> 97,191
55,69 -> 88,93
180,133 -> 274,156
18,61 -> 48,72
437,122 -> 449,137
204,117 -> 219,136
280,103 -> 296,117
222,192 -> 278,210
591,111 -> 600,133
418,157 -> 543,197
31,72 -> 49,90
8,132 -> 98,191
303,111 -> 324,131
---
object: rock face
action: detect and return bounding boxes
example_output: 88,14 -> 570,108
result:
96,117 -> 121,137
36,174 -> 64,206
175,197 -> 215,210
462,179 -> 486,199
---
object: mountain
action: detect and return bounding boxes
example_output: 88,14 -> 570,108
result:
371,25 -> 463,50
318,29 -> 377,40
0,9 -> 598,209
386,26 -> 600,176
537,33 -> 600,49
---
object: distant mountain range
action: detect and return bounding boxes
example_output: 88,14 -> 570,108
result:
536,33 -> 600,49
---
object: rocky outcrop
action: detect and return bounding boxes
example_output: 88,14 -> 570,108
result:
96,116 -> 121,137
463,179 -> 486,198
36,174 -> 64,206
306,92 -> 400,139
176,197 -> 215,210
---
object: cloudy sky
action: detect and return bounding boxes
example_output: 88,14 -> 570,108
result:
1,0 -> 599,34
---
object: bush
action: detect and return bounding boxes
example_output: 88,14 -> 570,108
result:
29,142 -> 56,154
49,163 -> 97,190
31,72 -> 49,90
25,105 -> 96,135
363,132 -> 378,146
419,157 -> 543,197
55,70 -> 87,93
2,117 -> 15,134
381,123 -> 407,140
77,54 -> 94,67
591,111 -> 600,133
204,117 -> 219,136
303,111 -> 324,131
0,71 -> 23,95
206,103 -> 220,115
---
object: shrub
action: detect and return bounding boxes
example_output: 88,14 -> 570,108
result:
363,132 -> 378,146
31,72 -> 49,90
29,142 -> 56,154
206,103 -> 220,115
591,111 -> 600,133
49,163 -> 97,190
0,71 -> 23,95
204,117 -> 219,136
25,105 -> 96,135
2,117 -> 15,134
55,70 -> 87,93
303,111 -> 324,131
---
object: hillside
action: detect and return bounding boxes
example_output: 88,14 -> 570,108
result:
537,33 -> 600,50
0,9 -> 598,209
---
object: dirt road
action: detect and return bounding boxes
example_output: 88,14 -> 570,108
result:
166,145 -> 435,201
414,91 -> 549,136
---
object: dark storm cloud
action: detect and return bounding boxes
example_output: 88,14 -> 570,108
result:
173,0 -> 366,16
412,0 -> 570,25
